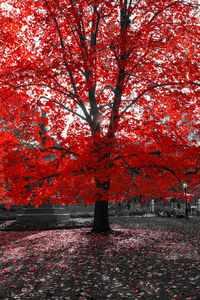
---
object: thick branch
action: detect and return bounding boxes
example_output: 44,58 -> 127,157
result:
108,2 -> 131,136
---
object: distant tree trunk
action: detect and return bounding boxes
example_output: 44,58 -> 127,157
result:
91,178 -> 112,233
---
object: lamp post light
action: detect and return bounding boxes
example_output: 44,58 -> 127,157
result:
183,182 -> 189,219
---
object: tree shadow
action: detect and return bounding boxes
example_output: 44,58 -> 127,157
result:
0,228 -> 199,299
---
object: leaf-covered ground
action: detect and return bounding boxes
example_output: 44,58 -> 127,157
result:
0,217 -> 199,299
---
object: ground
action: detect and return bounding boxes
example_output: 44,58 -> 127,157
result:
0,216 -> 199,299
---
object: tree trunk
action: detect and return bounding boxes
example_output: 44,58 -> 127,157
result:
92,199 -> 111,233
90,132 -> 112,233
91,179 -> 112,233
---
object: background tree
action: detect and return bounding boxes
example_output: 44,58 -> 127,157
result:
0,0 -> 199,232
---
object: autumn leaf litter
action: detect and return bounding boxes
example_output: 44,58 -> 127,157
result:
0,219 -> 200,299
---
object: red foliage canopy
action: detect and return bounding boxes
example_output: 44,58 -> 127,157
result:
0,0 -> 200,208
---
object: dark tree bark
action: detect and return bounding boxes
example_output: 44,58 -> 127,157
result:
91,179 -> 112,233
92,199 -> 111,233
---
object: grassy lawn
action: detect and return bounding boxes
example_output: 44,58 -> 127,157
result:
0,216 -> 199,299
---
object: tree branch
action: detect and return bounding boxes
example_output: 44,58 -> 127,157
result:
43,145 -> 79,157
147,1 -> 180,25
98,84 -> 115,98
0,81 -> 69,97
120,81 -> 190,116
37,96 -> 86,121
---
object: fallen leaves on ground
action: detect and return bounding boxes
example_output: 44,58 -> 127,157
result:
0,218 -> 199,299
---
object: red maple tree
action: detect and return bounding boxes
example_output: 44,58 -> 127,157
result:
0,1 -> 199,232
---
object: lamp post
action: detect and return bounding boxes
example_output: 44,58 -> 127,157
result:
150,199 -> 155,214
183,182 -> 188,219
